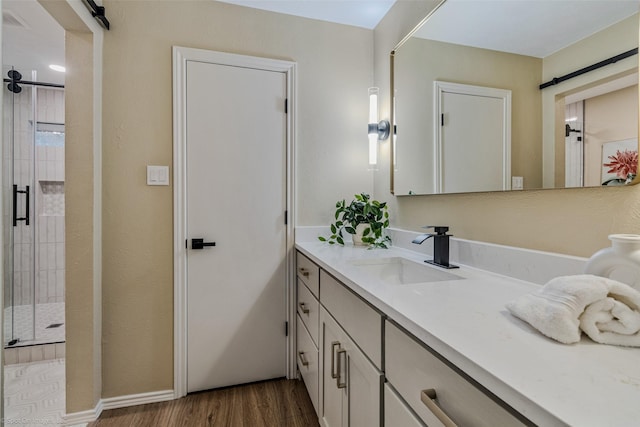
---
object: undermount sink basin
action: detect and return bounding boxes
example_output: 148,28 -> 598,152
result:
349,257 -> 463,285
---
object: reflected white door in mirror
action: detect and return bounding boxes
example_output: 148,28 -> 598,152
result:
434,81 -> 511,194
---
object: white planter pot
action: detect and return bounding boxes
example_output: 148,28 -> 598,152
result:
352,223 -> 370,246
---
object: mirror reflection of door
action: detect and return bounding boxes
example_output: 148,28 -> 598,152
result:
435,81 -> 511,193
564,101 -> 584,187
561,74 -> 638,187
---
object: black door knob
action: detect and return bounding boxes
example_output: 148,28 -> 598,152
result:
192,238 -> 216,250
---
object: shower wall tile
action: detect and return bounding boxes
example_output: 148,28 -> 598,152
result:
38,271 -> 47,303
54,343 -> 65,359
47,243 -> 56,271
37,88 -> 64,124
17,347 -> 31,364
56,243 -> 64,269
43,344 -> 56,360
4,348 -> 17,365
55,217 -> 64,242
33,88 -> 65,305
3,343 -> 63,365
47,217 -> 56,242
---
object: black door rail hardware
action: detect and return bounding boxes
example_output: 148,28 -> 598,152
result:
539,48 -> 638,90
191,238 -> 216,250
13,185 -> 29,227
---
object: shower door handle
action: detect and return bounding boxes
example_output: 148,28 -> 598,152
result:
13,185 -> 30,226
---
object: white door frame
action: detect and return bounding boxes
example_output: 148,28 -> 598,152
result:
172,46 -> 297,398
434,81 -> 511,193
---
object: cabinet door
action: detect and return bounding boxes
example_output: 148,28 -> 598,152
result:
321,308 -> 345,427
344,334 -> 382,427
320,307 -> 382,427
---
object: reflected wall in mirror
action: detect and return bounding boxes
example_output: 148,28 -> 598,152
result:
391,0 -> 639,195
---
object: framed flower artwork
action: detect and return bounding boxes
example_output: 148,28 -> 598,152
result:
601,138 -> 638,185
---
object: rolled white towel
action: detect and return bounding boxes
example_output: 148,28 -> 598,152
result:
579,280 -> 640,347
506,275 -> 640,346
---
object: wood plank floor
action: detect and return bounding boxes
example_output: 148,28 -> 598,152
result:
89,378 -> 319,427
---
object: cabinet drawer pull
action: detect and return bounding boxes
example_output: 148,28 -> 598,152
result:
420,389 -> 458,427
299,268 -> 310,277
336,349 -> 347,389
298,302 -> 310,314
331,341 -> 340,379
298,351 -> 309,367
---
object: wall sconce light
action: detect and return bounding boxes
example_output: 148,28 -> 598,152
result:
368,87 -> 390,165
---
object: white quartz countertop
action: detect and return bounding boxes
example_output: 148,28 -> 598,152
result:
296,241 -> 640,427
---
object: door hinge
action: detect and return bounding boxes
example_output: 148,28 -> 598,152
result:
285,321 -> 289,336
284,210 -> 288,225
441,113 -> 444,126
285,99 -> 288,114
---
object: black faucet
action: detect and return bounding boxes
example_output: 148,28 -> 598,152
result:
412,226 -> 459,269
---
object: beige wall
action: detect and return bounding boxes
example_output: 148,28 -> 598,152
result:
101,0 -> 373,397
65,30 -> 99,413
373,0 -> 640,258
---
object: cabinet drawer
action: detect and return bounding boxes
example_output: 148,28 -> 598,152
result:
297,314 -> 319,414
297,279 -> 319,346
297,252 -> 319,298
384,384 -> 423,427
320,270 -> 382,369
386,322 -> 528,427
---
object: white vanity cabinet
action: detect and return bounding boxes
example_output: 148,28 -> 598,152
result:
296,252 -> 321,414
385,321 -> 529,427
296,249 -> 527,427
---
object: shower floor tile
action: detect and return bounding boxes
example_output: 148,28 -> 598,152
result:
4,358 -> 65,426
4,302 -> 65,347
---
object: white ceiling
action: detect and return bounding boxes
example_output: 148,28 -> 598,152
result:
414,0 -> 640,58
2,0 -> 65,85
217,0 -> 397,29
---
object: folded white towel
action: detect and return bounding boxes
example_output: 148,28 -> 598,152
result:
506,275 -> 640,346
579,280 -> 640,347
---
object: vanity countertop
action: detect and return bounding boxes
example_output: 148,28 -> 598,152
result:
296,241 -> 640,427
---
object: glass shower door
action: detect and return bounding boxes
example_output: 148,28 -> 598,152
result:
3,66 -> 36,346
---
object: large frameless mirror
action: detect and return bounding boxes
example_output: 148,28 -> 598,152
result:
391,0 -> 640,195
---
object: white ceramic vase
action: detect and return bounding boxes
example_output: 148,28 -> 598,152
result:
585,234 -> 640,290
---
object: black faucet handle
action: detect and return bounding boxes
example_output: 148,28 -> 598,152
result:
422,225 -> 450,235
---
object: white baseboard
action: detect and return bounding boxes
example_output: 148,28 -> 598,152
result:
62,389 -> 175,426
62,401 -> 103,426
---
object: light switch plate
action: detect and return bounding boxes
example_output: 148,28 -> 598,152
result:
147,165 -> 170,186
512,176 -> 524,190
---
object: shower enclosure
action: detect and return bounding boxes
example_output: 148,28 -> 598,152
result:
3,66 -> 65,351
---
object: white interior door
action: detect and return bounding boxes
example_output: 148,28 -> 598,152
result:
435,82 -> 511,193
185,59 -> 287,393
564,101 -> 584,187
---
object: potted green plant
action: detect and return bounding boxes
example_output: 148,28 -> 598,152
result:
319,193 -> 391,249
